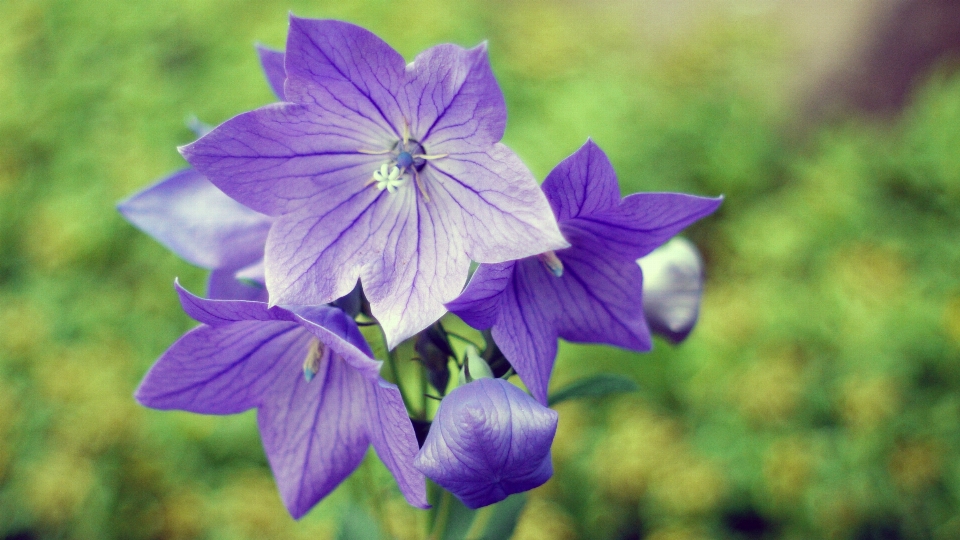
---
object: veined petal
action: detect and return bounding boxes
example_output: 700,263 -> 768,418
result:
258,335 -> 370,519
284,16 -> 405,141
541,139 -> 620,221
180,103 -> 387,217
489,260 -> 560,406
570,192 -> 723,259
263,186 -> 391,308
360,186 -> 471,348
135,320 -> 309,414
256,44 -> 287,100
425,144 -> 568,263
365,379 -> 430,508
403,43 -> 505,148
117,168 -> 272,269
175,281 -> 295,326
446,261 -> 515,331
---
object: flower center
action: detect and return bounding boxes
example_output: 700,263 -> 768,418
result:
361,136 -> 447,199
370,139 -> 428,194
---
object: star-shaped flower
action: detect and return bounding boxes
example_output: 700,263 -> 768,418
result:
414,377 -> 557,509
447,140 -> 722,404
118,45 -> 287,300
180,17 -> 568,348
135,283 -> 428,517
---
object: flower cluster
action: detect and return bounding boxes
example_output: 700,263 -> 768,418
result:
120,16 -> 721,519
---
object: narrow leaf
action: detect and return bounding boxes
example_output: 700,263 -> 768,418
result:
547,374 -> 639,406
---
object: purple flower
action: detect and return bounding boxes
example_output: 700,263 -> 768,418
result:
118,46 -> 287,301
180,17 -> 568,348
135,283 -> 428,517
638,236 -> 705,343
414,378 -> 557,509
447,141 -> 722,404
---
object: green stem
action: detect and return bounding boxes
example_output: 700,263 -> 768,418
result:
380,327 -> 419,417
445,331 -> 480,348
429,489 -> 454,540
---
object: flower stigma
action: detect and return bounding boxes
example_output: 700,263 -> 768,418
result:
538,251 -> 564,277
361,137 -> 447,200
303,339 -> 324,382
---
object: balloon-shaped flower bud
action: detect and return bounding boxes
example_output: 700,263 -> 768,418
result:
637,237 -> 705,343
414,378 -> 558,509
458,345 -> 494,385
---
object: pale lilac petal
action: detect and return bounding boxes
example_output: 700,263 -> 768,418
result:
264,186 -> 389,309
134,320 -> 310,414
117,168 -> 271,269
366,379 -> 430,508
541,139 -> 620,221
207,268 -> 268,302
256,44 -> 286,100
414,378 -> 557,509
360,187 -> 471,348
638,237 -> 704,343
180,103 -> 386,216
403,43 -> 505,148
425,145 -> 569,263
445,262 -> 514,330
284,17 -> 405,141
257,336 -> 370,519
235,259 -> 266,286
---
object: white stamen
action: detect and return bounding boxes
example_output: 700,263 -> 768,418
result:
373,164 -> 406,192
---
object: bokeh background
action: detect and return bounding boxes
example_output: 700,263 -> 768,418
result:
2,0 -> 960,538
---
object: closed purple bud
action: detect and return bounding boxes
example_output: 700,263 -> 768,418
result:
414,378 -> 557,509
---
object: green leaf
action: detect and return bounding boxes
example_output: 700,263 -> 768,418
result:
547,374 -> 640,406
467,493 -> 528,540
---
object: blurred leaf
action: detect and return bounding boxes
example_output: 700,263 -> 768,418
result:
336,505 -> 382,540
467,493 -> 528,540
436,492 -> 477,540
548,374 -> 639,406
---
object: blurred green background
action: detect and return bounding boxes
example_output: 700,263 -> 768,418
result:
2,0 -> 960,538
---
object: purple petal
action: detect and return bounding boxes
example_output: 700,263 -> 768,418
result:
424,144 -> 569,263
180,103 -> 386,217
117,168 -> 272,269
359,187 -> 472,349
638,237 -> 704,343
235,259 -> 266,286
291,304 -> 429,507
263,185 -> 389,312
488,260 -> 560,406
135,319 -> 310,414
570,192 -> 723,260
257,334 -> 370,519
284,17 -> 405,141
414,378 -> 557,509
366,379 -> 430,508
445,262 -> 515,330
176,281 -> 295,326
207,268 -> 268,302
541,139 -> 620,221
403,43 -> 505,149
257,44 -> 287,100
